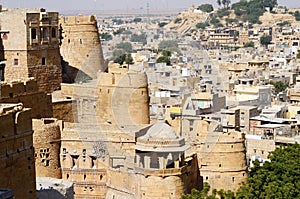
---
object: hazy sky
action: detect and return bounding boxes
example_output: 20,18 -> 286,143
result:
0,0 -> 298,11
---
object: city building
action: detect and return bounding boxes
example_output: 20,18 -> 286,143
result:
0,8 -> 62,93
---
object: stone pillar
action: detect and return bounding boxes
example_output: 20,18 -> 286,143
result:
175,160 -> 180,169
174,153 -> 180,169
159,156 -> 165,169
136,154 -> 141,167
144,156 -> 150,169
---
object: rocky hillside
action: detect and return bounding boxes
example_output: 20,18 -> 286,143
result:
259,12 -> 300,27
165,4 -> 300,35
165,6 -> 210,34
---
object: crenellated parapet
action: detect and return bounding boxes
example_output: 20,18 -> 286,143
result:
59,15 -> 97,25
59,14 -> 107,82
0,78 -> 53,118
0,103 -> 36,199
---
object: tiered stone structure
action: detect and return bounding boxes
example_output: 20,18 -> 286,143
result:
132,123 -> 200,198
0,79 -> 53,119
60,123 -> 110,199
0,8 -> 62,93
105,123 -> 200,199
172,118 -> 247,192
96,67 -> 150,126
61,66 -> 150,126
0,104 -> 36,199
59,15 -> 107,82
33,118 -> 62,178
198,128 -> 247,192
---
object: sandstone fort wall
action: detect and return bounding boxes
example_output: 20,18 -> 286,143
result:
33,118 -> 62,178
0,79 -> 53,118
59,15 -> 107,81
0,105 -> 36,199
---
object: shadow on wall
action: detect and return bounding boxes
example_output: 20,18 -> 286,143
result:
37,188 -> 74,199
61,57 -> 92,83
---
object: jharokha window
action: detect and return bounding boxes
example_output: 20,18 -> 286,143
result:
41,28 -> 48,39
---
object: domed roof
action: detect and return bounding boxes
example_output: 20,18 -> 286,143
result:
135,122 -> 189,152
140,122 -> 179,140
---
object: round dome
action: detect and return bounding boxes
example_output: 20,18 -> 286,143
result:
140,122 -> 179,140
135,122 -> 188,152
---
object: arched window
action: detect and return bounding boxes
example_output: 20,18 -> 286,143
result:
41,28 -> 48,39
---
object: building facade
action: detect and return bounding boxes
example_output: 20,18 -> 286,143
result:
0,8 -> 62,93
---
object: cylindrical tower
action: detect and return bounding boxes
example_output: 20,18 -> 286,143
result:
199,131 -> 247,192
132,122 -> 197,199
33,118 -> 62,178
96,68 -> 150,126
59,15 -> 107,82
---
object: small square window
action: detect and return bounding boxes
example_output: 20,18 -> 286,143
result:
13,59 -> 18,66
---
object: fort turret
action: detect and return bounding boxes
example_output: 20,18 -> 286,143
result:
59,15 -> 107,82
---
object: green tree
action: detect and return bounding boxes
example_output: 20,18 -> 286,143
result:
182,182 -> 235,199
217,8 -> 230,18
232,0 -> 273,24
222,0 -> 231,9
112,18 -> 123,25
269,80 -> 289,93
158,22 -> 168,27
294,11 -> 300,21
297,51 -> 300,59
262,0 -> 278,10
116,42 -> 133,53
174,18 -> 182,24
133,17 -> 142,23
130,33 -> 147,45
277,21 -> 291,27
217,0 -> 231,8
260,35 -> 272,47
198,4 -> 214,13
156,56 -> 171,65
162,50 -> 171,57
158,40 -> 180,53
196,22 -> 209,29
236,144 -> 300,199
210,17 -> 223,27
125,54 -> 134,67
112,49 -> 124,58
243,41 -> 254,48
100,33 -> 112,41
114,53 -> 126,65
113,53 -> 134,66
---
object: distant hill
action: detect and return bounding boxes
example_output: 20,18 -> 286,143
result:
165,1 -> 300,35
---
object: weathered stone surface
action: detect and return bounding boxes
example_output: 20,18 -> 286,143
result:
33,118 -> 62,179
0,104 -> 36,199
0,8 -> 62,93
59,15 -> 107,82
0,79 -> 53,119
